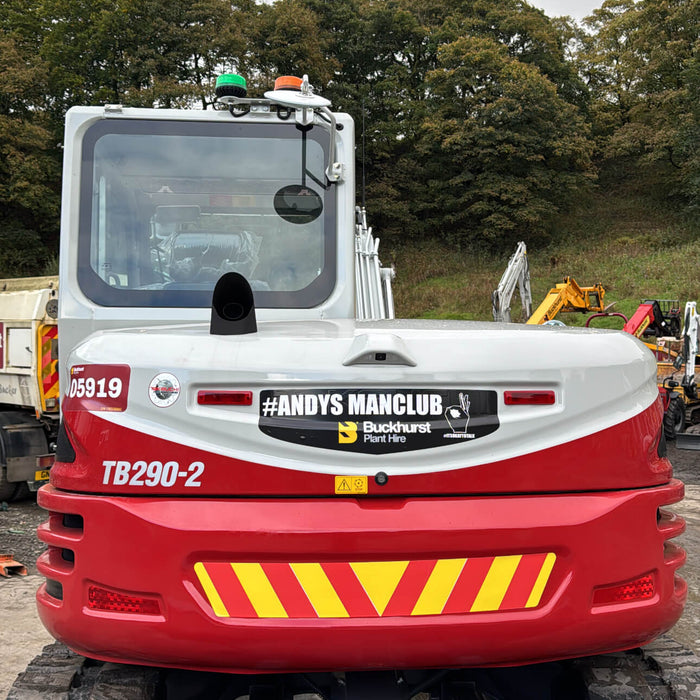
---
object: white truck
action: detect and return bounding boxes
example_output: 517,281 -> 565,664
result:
0,276 -> 58,500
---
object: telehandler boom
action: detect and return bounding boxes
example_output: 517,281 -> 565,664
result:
527,276 -> 606,324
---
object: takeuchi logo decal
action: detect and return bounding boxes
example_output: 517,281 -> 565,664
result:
259,389 -> 499,454
149,372 -> 181,408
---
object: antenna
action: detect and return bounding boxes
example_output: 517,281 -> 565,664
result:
362,98 -> 367,210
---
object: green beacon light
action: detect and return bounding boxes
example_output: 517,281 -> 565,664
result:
215,74 -> 247,100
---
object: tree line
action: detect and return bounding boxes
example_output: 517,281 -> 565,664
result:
0,0 -> 697,276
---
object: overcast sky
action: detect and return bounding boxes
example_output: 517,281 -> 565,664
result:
529,0 -> 602,20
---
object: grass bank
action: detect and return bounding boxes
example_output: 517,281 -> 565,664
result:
389,173 -> 700,326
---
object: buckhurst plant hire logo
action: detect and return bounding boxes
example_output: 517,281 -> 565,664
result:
259,389 -> 498,454
338,421 -> 358,443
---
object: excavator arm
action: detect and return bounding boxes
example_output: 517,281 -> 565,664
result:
682,301 -> 698,398
527,277 -> 606,325
491,241 -> 532,323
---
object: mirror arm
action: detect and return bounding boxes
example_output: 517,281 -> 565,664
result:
319,106 -> 342,183
262,79 -> 342,184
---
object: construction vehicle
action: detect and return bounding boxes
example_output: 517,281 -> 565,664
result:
20,74 -> 689,698
355,207 -> 395,320
623,299 -> 683,341
490,248 -> 604,327
589,299 -> 698,440
658,302 -> 700,444
0,277 -> 59,501
495,265 -> 695,446
526,284 -> 698,441
588,298 -> 683,358
491,241 -> 532,323
0,216 -> 391,503
527,276 -> 606,325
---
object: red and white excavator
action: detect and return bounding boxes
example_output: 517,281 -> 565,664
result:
20,74 -> 689,698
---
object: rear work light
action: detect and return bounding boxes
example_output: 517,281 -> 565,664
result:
592,573 -> 655,606
504,391 -> 556,406
197,390 -> 253,406
87,585 -> 161,615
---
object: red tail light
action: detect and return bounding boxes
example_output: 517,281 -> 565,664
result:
592,573 -> 655,606
197,390 -> 253,406
88,585 -> 161,615
504,391 -> 556,406
36,454 -> 55,469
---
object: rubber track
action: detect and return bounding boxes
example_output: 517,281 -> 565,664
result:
8,636 -> 700,699
572,636 -> 700,700
7,643 -> 160,700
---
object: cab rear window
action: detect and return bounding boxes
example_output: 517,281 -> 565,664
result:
78,119 -> 335,308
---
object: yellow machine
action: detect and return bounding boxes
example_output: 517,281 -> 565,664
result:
527,277 -> 606,325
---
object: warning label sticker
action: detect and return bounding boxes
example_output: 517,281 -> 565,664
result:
334,475 -> 368,494
259,389 -> 498,454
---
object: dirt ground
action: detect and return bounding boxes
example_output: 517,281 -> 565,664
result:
0,443 -> 698,699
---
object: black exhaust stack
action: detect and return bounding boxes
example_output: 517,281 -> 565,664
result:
210,272 -> 257,335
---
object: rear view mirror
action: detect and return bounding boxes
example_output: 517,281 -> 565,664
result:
273,185 -> 322,224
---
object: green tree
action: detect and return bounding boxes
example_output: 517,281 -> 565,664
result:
682,44 -> 700,208
415,36 -> 594,246
576,0 -> 641,146
465,0 -> 590,108
627,0 -> 699,205
246,0 -> 336,92
308,0 -> 594,247
578,0 -> 699,207
39,0 -> 253,115
0,5 -> 60,275
0,0 -> 602,265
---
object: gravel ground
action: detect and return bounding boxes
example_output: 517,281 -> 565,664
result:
667,442 -> 700,655
0,500 -> 46,577
0,497 -> 53,700
0,443 -> 697,699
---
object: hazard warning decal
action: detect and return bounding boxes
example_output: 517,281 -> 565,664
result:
335,475 -> 368,494
259,389 -> 498,453
194,553 -> 555,619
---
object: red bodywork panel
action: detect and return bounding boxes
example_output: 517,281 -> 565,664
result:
37,480 -> 685,672
50,400 -> 670,496
37,400 -> 686,672
37,482 -> 686,672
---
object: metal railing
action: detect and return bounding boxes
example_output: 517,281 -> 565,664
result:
355,207 -> 395,320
